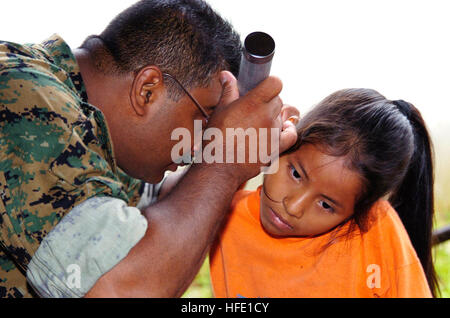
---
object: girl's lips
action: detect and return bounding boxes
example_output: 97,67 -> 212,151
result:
268,207 -> 294,232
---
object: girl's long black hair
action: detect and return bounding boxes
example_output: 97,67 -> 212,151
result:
389,100 -> 437,296
288,89 -> 439,296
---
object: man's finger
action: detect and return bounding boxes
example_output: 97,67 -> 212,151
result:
246,76 -> 283,104
268,96 -> 284,121
217,71 -> 239,107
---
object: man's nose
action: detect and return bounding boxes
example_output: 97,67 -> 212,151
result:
282,192 -> 309,219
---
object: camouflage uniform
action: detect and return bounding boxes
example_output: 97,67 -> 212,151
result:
0,34 -> 146,297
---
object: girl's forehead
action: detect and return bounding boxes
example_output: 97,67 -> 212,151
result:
287,144 -> 344,169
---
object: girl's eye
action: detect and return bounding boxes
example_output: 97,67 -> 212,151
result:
319,200 -> 335,214
290,165 -> 301,180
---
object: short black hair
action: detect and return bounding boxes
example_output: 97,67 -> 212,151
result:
80,0 -> 242,100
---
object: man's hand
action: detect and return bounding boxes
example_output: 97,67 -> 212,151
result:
145,73 -> 300,205
204,71 -> 298,183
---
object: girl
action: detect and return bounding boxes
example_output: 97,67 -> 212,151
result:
210,88 -> 438,298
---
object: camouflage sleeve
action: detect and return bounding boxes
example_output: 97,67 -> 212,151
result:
0,59 -> 142,272
26,196 -> 148,298
1,37 -> 148,297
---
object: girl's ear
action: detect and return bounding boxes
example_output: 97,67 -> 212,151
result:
281,104 -> 300,125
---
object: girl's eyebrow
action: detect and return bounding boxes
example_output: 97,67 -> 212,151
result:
296,159 -> 343,209
296,160 -> 310,181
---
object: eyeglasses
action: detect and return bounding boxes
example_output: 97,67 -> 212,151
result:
162,72 -> 210,121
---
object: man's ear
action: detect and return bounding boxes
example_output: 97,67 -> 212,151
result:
130,66 -> 164,116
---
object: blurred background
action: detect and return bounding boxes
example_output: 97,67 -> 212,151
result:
2,0 -> 448,297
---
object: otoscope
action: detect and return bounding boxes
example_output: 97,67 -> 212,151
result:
238,32 -> 276,96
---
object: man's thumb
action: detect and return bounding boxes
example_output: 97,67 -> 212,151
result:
218,71 -> 239,106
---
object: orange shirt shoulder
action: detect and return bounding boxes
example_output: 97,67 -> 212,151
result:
209,187 -> 432,298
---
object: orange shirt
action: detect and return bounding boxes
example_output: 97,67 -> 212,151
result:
210,187 -> 432,298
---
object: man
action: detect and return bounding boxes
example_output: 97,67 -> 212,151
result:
0,0 -> 297,297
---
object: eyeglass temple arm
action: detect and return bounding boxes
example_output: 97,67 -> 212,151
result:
162,72 -> 210,120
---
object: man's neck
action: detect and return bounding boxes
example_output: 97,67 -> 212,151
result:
73,48 -> 134,110
72,48 -> 137,178
73,48 -> 106,111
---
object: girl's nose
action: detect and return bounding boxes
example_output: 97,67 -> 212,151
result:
282,192 -> 308,219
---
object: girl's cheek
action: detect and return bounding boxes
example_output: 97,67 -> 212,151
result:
263,169 -> 287,202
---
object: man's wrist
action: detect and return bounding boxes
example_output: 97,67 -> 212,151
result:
189,162 -> 251,190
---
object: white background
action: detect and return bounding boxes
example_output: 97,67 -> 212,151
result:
1,0 -> 449,156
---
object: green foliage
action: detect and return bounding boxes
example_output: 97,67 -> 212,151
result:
435,240 -> 450,298
183,257 -> 213,298
434,207 -> 450,298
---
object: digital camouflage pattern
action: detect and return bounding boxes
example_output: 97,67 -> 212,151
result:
0,34 -> 145,297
